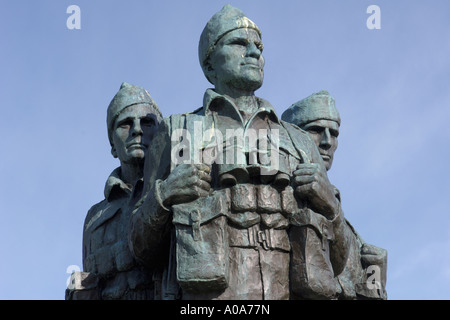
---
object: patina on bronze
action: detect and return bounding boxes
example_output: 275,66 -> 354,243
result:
128,5 -> 354,300
66,82 -> 162,300
282,90 -> 387,299
68,5 -> 387,300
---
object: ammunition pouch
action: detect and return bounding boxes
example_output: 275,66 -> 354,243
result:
172,190 -> 229,293
289,208 -> 340,299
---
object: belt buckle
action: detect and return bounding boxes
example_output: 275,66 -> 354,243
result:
257,229 -> 271,250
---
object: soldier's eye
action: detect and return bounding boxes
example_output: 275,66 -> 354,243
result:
229,38 -> 248,46
119,123 -> 129,128
307,126 -> 323,134
117,119 -> 132,129
330,130 -> 339,138
141,118 -> 155,127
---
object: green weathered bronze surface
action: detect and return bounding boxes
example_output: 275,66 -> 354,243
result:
66,82 -> 162,300
283,90 -> 387,299
68,4 -> 387,300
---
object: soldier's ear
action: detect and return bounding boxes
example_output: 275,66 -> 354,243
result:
204,61 -> 217,85
111,145 -> 118,158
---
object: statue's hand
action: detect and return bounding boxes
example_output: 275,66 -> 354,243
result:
360,243 -> 387,297
293,163 -> 339,220
159,163 -> 211,207
361,243 -> 387,268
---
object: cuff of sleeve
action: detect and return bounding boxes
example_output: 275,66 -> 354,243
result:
329,203 -> 342,224
155,179 -> 171,212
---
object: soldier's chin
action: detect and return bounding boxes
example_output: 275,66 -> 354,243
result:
128,150 -> 146,163
238,76 -> 264,92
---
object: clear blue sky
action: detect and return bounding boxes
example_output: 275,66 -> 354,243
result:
1,0 -> 449,300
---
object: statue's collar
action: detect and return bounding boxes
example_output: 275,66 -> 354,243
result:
202,88 -> 280,124
104,167 -> 133,201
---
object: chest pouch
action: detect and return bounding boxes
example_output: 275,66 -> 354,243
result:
172,190 -> 230,294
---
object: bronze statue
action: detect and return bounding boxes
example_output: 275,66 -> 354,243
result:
282,90 -> 387,299
66,82 -> 162,299
68,5 -> 388,301
128,5 -> 354,300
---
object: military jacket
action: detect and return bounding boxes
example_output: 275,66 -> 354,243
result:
82,168 -> 153,299
130,89 -> 352,300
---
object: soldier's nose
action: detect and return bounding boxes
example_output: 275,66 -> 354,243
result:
319,129 -> 332,150
131,120 -> 143,136
246,42 -> 261,59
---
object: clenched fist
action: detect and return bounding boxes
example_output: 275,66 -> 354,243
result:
293,162 -> 339,220
159,163 -> 212,207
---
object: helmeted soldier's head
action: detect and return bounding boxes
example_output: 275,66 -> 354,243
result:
199,5 -> 265,94
107,82 -> 162,165
282,90 -> 340,171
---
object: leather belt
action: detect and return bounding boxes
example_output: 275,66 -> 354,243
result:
228,224 -> 290,252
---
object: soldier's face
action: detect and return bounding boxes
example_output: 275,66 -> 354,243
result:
302,120 -> 339,171
209,28 -> 265,92
111,104 -> 159,165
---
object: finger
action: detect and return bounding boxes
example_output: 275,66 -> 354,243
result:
293,168 -> 317,177
195,178 -> 211,192
185,175 -> 199,188
295,184 -> 314,198
175,164 -> 198,178
294,175 -> 317,186
198,170 -> 212,183
296,163 -> 318,170
195,163 -> 211,174
194,186 -> 210,198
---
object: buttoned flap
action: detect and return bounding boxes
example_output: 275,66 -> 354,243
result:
175,215 -> 229,293
280,186 -> 299,218
257,184 -> 281,212
230,184 -> 257,212
290,208 -> 335,242
85,201 -> 123,232
260,213 -> 289,229
172,189 -> 230,227
227,211 -> 260,229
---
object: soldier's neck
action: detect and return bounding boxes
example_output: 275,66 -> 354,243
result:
215,86 -> 259,115
120,162 -> 144,189
233,95 -> 259,116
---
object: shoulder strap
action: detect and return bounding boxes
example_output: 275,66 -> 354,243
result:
280,121 -> 311,164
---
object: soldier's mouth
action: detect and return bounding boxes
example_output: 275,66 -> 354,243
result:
128,143 -> 145,150
241,59 -> 261,67
242,62 -> 261,68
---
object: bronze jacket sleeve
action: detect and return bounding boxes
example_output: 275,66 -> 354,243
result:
128,118 -> 173,270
